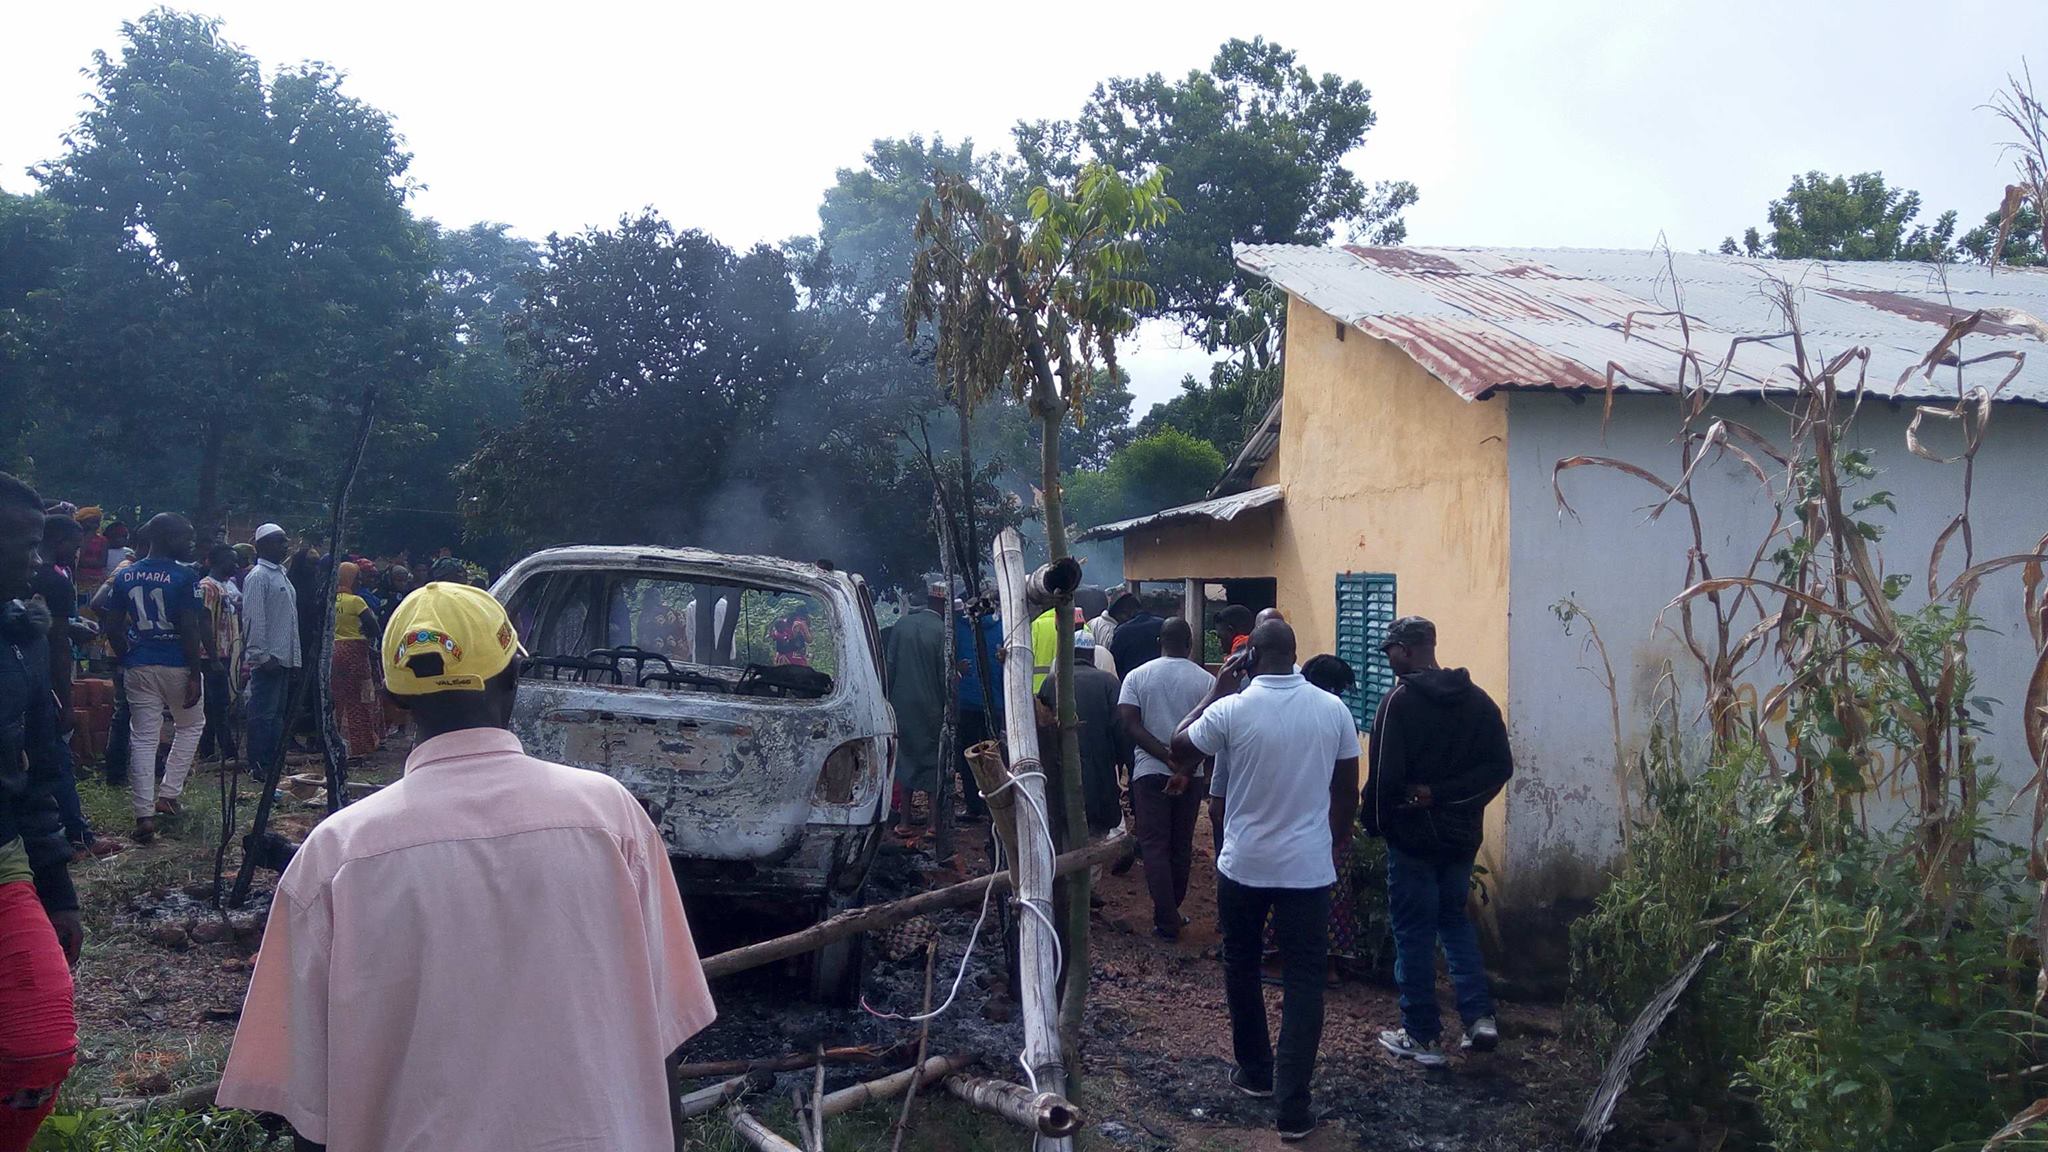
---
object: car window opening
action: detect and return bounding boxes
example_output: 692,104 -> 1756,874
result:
509,571 -> 839,700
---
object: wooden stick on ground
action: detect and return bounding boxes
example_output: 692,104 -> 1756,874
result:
678,1073 -> 767,1120
889,945 -> 939,1152
699,829 -> 1130,981
809,1045 -> 825,1152
819,1054 -> 972,1120
672,1045 -> 891,1082
940,1071 -> 1082,1138
731,1108 -> 806,1152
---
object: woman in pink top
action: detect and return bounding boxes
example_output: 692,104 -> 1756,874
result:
217,583 -> 715,1151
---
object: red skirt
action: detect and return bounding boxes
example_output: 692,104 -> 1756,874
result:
331,637 -> 381,758
0,881 -> 75,1150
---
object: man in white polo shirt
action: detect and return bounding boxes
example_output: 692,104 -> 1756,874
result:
1117,617 -> 1213,940
1169,619 -> 1359,1143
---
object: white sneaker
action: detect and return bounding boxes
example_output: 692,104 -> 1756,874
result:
1378,1027 -> 1449,1067
1461,1015 -> 1499,1052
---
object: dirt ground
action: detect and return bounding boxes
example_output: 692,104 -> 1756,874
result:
58,738 -> 1601,1150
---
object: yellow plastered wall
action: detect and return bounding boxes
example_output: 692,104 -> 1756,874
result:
1124,295 -> 1514,888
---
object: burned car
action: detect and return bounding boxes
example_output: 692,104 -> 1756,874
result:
491,546 -> 894,1000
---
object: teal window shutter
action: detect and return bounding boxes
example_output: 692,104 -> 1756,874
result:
1334,573 -> 1397,730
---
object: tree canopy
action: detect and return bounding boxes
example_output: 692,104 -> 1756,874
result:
1720,171 -> 1958,262
1136,360 -> 1266,461
1064,427 -> 1226,530
1016,37 -> 1413,356
4,18 -> 1413,582
25,10 -> 435,525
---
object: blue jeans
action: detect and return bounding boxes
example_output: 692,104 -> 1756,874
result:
1386,844 -> 1494,1044
245,665 -> 293,783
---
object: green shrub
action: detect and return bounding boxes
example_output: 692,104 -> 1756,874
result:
1570,739 -> 2041,1151
31,1110 -> 272,1152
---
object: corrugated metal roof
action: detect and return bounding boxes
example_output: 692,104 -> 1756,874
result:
1211,400 -> 1281,497
1075,484 -> 1284,543
1234,244 -> 2048,405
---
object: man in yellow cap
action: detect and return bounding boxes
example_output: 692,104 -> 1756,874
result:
217,583 -> 715,1152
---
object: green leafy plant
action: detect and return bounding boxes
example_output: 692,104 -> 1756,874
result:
1561,266 -> 2048,1150
30,1109 -> 273,1152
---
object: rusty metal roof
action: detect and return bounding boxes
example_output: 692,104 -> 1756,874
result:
1210,401 -> 1282,498
1234,244 -> 2048,406
1075,484 -> 1284,543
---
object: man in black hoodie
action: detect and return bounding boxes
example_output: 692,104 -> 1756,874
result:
1364,616 -> 1512,1067
0,472 -> 79,1148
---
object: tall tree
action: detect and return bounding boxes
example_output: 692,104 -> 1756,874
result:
456,211 -> 943,581
1719,171 -> 1958,262
1016,37 -> 1414,361
909,161 -> 1176,1060
360,221 -> 540,560
459,213 -> 801,551
1960,202 -> 2045,266
0,190 -> 70,475
30,10 -> 434,525
1136,359 -> 1267,460
1064,427 -> 1226,530
815,135 -> 1007,309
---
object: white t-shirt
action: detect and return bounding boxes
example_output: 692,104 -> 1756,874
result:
1185,672 -> 1361,889
1117,656 -> 1215,781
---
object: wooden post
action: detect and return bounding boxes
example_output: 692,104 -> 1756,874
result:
991,526 -> 1072,1148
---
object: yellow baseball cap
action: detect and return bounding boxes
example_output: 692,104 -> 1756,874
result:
383,582 -> 526,695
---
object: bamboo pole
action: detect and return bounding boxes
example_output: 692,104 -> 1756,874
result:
964,740 -> 1020,885
819,1054 -> 971,1119
698,829 -> 1128,981
991,526 -> 1071,1149
940,1072 -> 1082,1138
934,493 -> 959,864
731,1109 -> 806,1152
677,1074 -> 757,1120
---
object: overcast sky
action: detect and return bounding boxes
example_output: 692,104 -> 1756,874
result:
6,1 -> 2044,411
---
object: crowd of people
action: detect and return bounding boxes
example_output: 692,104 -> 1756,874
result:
884,582 -> 1517,1142
0,471 -> 715,1151
0,471 -> 1514,1147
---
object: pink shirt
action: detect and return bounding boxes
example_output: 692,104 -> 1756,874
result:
216,728 -> 715,1151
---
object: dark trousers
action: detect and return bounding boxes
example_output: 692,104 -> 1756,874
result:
197,661 -> 238,761
1387,845 -> 1494,1044
102,669 -> 129,785
1131,774 -> 1200,932
1219,874 -> 1329,1130
52,740 -> 91,844
245,665 -> 293,783
956,706 -> 992,818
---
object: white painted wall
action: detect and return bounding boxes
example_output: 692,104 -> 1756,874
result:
1503,391 -> 2048,900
